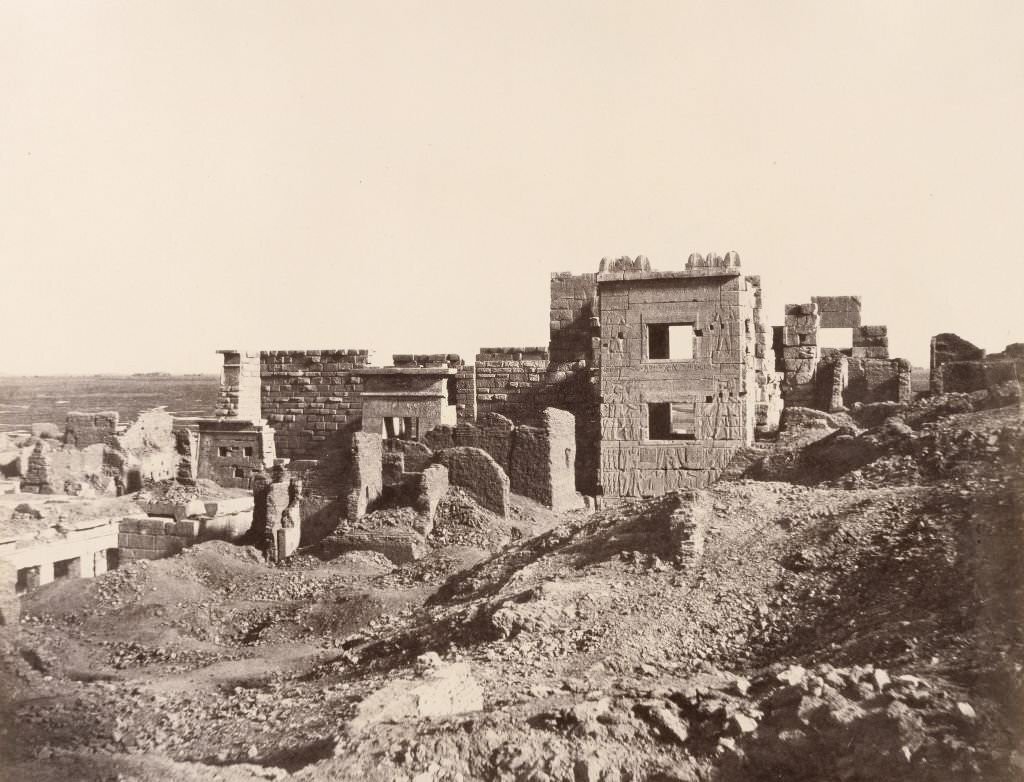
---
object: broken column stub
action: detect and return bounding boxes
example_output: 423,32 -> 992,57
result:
346,431 -> 382,521
438,446 -> 510,517
215,350 -> 263,422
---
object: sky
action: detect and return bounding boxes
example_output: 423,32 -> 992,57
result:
2,1 -> 1022,374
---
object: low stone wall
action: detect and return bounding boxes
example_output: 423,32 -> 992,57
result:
118,517 -> 199,562
438,446 -> 510,517
326,528 -> 426,564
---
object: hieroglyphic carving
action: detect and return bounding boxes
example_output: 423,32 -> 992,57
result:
697,382 -> 744,441
707,309 -> 735,364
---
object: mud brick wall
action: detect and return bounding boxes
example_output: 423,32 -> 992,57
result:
549,272 -> 599,366
811,296 -> 862,328
930,333 -> 986,393
345,431 -> 382,520
216,351 -> 263,421
259,350 -> 369,460
937,359 -> 1024,394
509,407 -> 579,511
438,446 -> 509,517
415,464 -> 449,524
118,517 -> 199,562
64,412 -> 118,448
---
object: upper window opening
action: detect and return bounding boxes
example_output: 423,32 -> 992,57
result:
648,323 -> 694,360
446,376 -> 457,406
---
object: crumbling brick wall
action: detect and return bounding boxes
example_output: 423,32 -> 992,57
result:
64,412 -> 118,448
508,408 -> 579,512
195,420 -> 275,489
438,446 -> 509,517
259,350 -> 369,460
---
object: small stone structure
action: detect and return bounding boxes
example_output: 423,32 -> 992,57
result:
1,516 -> 120,590
930,334 -> 1024,394
774,296 -> 911,411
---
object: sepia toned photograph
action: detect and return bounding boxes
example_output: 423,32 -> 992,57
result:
1,2 -> 1022,780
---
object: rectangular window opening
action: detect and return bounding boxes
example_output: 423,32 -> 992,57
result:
648,323 -> 694,360
243,446 -> 254,457
819,328 -> 853,351
446,376 -> 457,406
218,446 -> 230,457
648,401 -> 697,440
233,467 -> 246,479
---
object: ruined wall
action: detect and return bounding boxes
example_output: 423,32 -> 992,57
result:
929,333 -> 989,394
507,407 -> 579,511
215,351 -> 263,422
778,303 -> 820,407
345,431 -> 382,521
811,296 -> 862,328
549,272 -> 599,366
474,348 -> 550,424
598,253 -> 755,498
118,517 -> 198,562
438,446 -> 510,517
195,420 -> 275,489
259,350 -> 369,460
415,464 -> 450,523
20,441 -> 107,494
64,412 -> 118,448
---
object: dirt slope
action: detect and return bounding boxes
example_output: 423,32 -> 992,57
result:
1,400 -> 1021,781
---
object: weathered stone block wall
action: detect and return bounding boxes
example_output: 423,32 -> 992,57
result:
549,272 -> 599,366
455,365 -> 477,423
844,358 -> 907,405
475,348 -> 550,424
259,350 -> 369,460
778,303 -> 820,407
215,351 -> 263,422
118,517 -> 198,562
195,420 -> 275,489
346,431 -> 382,520
20,441 -> 107,494
852,325 -> 889,359
811,296 -> 862,328
438,446 -> 509,517
64,412 -> 118,448
598,256 -> 755,498
929,333 -> 987,393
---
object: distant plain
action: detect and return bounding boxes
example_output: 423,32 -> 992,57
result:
0,376 -> 219,433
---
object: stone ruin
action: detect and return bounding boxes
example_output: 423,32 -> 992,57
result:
7,250 -> 1008,590
929,333 -> 1024,395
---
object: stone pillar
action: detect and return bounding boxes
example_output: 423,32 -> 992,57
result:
38,561 -> 54,586
93,550 -> 108,577
215,350 -> 263,422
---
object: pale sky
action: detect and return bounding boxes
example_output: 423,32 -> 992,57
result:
2,1 -> 1021,374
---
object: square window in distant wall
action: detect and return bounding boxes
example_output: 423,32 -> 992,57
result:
218,446 -> 230,457
648,323 -> 694,360
243,447 -> 254,457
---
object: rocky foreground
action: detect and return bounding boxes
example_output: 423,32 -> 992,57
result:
0,394 -> 1021,781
